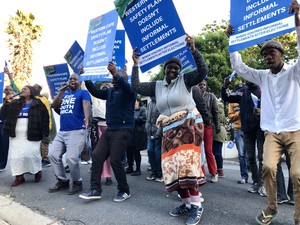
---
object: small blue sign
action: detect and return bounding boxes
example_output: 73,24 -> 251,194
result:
64,40 -> 84,74
43,63 -> 70,99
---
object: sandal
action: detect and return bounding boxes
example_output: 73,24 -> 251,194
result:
255,209 -> 278,225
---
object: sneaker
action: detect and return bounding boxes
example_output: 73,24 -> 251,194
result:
146,174 -> 156,181
80,161 -> 88,165
79,189 -> 101,200
105,177 -> 113,186
210,174 -> 218,183
42,160 -> 51,168
154,177 -> 164,182
258,185 -> 267,197
49,179 -> 70,193
113,192 -> 131,202
0,168 -> 5,172
186,205 -> 203,225
68,181 -> 83,195
248,183 -> 259,193
169,204 -> 190,217
288,199 -> 295,205
277,197 -> 289,204
237,178 -> 248,184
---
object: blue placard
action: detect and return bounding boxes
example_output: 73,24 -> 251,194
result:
115,0 -> 187,73
64,41 -> 84,74
81,9 -> 118,81
43,63 -> 70,99
229,0 -> 294,52
0,72 -> 4,104
112,30 -> 126,71
175,46 -> 196,74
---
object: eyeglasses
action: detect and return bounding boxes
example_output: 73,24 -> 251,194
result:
166,65 -> 180,71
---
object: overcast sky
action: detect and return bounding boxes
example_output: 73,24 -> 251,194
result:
0,0 -> 230,87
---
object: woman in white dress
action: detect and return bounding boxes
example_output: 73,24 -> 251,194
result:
1,85 -> 49,186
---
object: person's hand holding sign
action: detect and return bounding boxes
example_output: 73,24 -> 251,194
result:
132,47 -> 140,67
185,33 -> 195,53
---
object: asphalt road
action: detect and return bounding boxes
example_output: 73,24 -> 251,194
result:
0,155 -> 294,225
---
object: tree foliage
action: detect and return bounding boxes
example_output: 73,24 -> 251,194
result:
151,20 -> 298,98
5,10 -> 42,87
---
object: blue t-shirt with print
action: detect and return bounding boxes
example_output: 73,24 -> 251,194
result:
60,89 -> 91,131
18,102 -> 32,118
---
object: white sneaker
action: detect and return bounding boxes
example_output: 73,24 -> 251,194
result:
154,177 -> 164,182
258,185 -> 267,197
211,174 -> 218,183
80,161 -> 88,165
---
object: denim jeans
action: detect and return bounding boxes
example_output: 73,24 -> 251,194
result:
234,129 -> 248,181
147,138 -> 162,177
212,140 -> 223,169
244,128 -> 264,185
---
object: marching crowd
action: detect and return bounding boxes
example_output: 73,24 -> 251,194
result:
1,1 -> 300,225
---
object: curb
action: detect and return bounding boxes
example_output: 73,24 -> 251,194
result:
0,195 -> 61,225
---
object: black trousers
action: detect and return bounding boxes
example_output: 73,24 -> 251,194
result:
244,128 -> 264,185
90,128 -> 133,194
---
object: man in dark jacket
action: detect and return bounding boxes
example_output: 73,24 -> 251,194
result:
79,62 -> 136,202
221,78 -> 266,197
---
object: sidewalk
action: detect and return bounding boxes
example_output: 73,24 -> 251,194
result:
0,195 -> 61,225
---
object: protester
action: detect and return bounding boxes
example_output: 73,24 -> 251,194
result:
0,86 -> 14,172
131,33 -> 208,225
213,100 -> 227,178
1,85 -> 49,186
226,2 -> 300,224
145,96 -> 163,182
126,97 -> 147,176
89,82 -> 113,186
228,101 -> 248,184
0,68 -> 21,172
48,73 -> 91,195
33,83 -> 52,168
79,62 -> 136,202
192,85 -> 211,186
198,80 -> 220,183
221,79 -> 266,197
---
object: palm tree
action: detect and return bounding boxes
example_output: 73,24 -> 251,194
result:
5,10 -> 42,87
